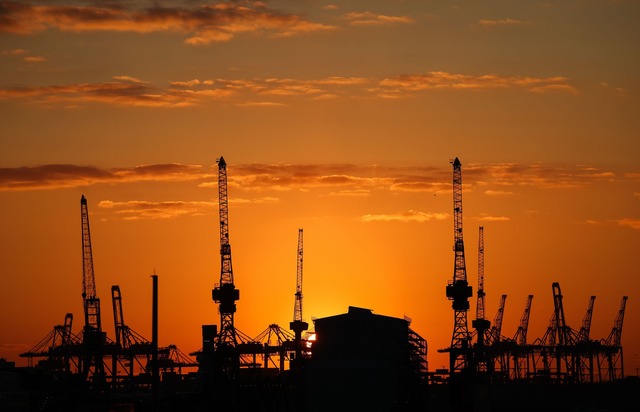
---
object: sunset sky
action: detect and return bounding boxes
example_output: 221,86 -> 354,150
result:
0,0 -> 638,374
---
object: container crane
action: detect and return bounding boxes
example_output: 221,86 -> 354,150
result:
290,228 -> 308,365
212,156 -> 241,373
575,296 -> 597,383
598,296 -> 627,381
445,158 -> 473,375
80,195 -> 106,381
472,226 -> 491,373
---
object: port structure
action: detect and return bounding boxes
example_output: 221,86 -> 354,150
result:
212,156 -> 241,374
289,228 -> 309,366
445,157 -> 473,375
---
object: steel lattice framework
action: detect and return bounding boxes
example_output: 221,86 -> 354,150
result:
212,157 -> 241,372
445,158 -> 473,374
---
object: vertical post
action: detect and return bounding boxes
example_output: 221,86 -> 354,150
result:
151,274 -> 159,411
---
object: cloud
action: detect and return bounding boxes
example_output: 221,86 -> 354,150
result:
23,55 -> 46,63
377,72 -> 577,96
484,190 -> 513,196
616,218 -> 640,230
97,200 -> 216,220
0,163 -> 211,191
0,161 -> 626,196
360,210 -> 449,223
0,71 -> 580,108
0,1 -> 335,45
344,11 -> 414,26
473,214 -> 510,222
476,18 -> 531,28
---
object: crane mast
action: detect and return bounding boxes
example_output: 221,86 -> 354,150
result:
290,229 -> 308,364
475,226 -> 486,321
212,157 -> 240,362
445,157 -> 473,374
293,229 -> 304,323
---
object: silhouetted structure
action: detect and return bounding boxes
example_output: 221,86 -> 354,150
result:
307,306 -> 427,411
445,157 -> 473,376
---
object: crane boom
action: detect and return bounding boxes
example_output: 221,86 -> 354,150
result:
577,296 -> 596,342
489,294 -> 507,344
606,296 -> 628,346
513,295 -> 533,345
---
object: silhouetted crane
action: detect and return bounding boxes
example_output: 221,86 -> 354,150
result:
290,228 -> 308,366
598,296 -> 628,381
445,158 -> 473,375
212,157 -> 241,374
79,195 -> 106,382
472,226 -> 491,373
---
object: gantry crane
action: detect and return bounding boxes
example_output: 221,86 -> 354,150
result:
445,157 -> 473,375
575,296 -> 597,382
472,226 -> 491,373
488,295 -> 509,378
290,228 -> 308,366
598,296 -> 628,381
111,285 -> 153,384
79,195 -> 106,381
212,157 -> 241,373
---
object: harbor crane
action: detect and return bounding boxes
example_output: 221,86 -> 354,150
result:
79,195 -> 106,382
212,157 -> 241,373
472,226 -> 491,373
445,158 -> 473,374
290,228 -> 308,365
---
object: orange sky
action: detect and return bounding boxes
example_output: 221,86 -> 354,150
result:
0,1 -> 638,374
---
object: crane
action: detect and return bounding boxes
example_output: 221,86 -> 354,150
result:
445,157 -> 473,375
111,285 -> 152,383
289,228 -> 308,365
472,226 -> 491,373
80,195 -> 106,381
211,157 -> 241,372
598,296 -> 628,381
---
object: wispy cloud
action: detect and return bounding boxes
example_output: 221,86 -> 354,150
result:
1,48 -> 46,63
484,190 -> 513,196
0,161 -> 624,195
472,214 -> 510,222
377,72 -> 578,97
476,18 -> 531,28
360,210 -> 449,223
98,200 -> 216,220
344,11 -> 414,26
616,218 -> 640,230
0,71 -> 580,108
0,1 -> 335,45
0,163 -> 210,191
